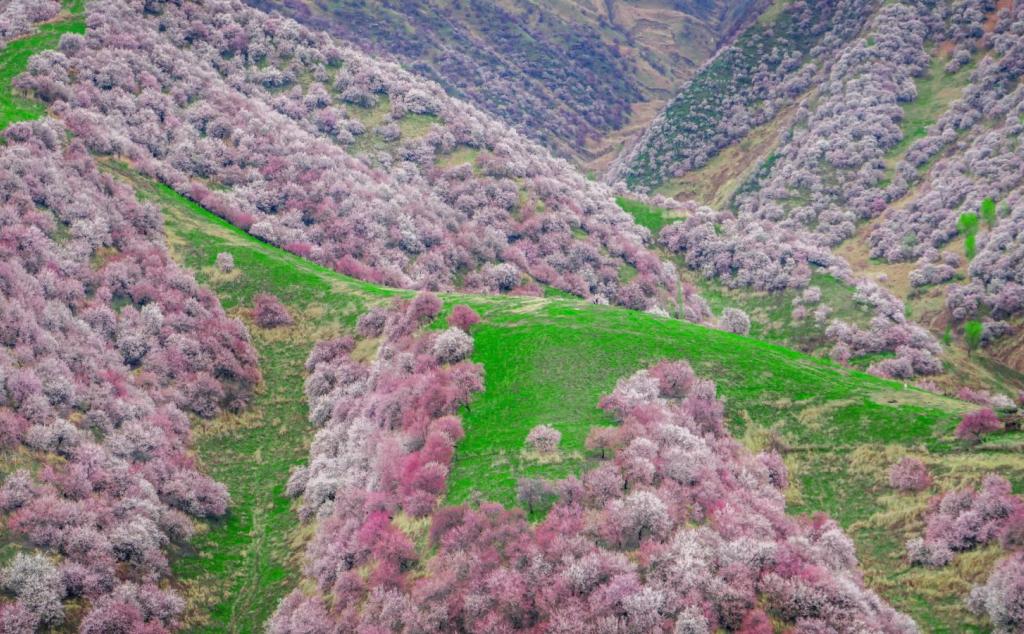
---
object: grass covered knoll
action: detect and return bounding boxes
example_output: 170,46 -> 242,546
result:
124,160 -> 1002,630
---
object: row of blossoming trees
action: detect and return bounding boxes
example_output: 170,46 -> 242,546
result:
268,292 -> 915,632
0,121 -> 261,630
11,0 -> 690,313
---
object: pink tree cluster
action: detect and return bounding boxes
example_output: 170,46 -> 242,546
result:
955,407 -> 1003,443
285,291 -> 483,525
906,475 -> 1023,568
272,357 -> 914,632
825,282 -> 942,378
0,0 -> 59,43
659,207 -> 823,292
14,0 -> 683,312
889,457 -> 933,492
0,121 -> 260,629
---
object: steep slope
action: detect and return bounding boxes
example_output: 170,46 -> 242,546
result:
15,0 -> 693,313
603,5 -> 1024,624
1,1 -> 1021,631
0,4 -> 266,632
608,0 -> 1024,388
611,0 -> 879,191
0,125 -> 262,631
242,0 -> 768,168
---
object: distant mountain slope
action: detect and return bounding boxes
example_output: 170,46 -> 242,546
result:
242,0 -> 767,167
611,0 -> 879,190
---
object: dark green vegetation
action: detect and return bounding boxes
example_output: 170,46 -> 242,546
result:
981,197 -> 997,229
959,211 -> 980,260
0,1 -> 85,130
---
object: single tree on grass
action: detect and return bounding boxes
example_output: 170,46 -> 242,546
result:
516,478 -> 554,514
955,408 -> 1002,444
252,292 -> 293,328
981,197 -> 997,229
585,426 -> 620,459
525,424 -> 561,454
958,212 -> 979,259
889,457 -> 932,492
446,304 -> 480,332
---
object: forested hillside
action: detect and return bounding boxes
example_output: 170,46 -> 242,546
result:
610,0 -> 1024,386
604,2 -> 1024,627
3,0 -> 1024,632
12,0 -> 696,313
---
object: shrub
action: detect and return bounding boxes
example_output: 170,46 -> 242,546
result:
888,457 -> 932,492
955,408 -> 1002,443
525,424 -> 561,453
252,292 -> 293,328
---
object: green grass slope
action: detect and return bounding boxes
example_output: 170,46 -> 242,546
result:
111,161 -> 1004,630
104,166 -> 394,632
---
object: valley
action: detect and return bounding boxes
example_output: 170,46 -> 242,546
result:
2,0 -> 1024,631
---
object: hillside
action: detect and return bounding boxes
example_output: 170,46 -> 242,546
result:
602,2 -> 1024,625
146,163 -> 997,631
610,0 -> 1024,388
243,0 -> 768,168
2,0 -> 1024,632
11,0 -> 699,314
